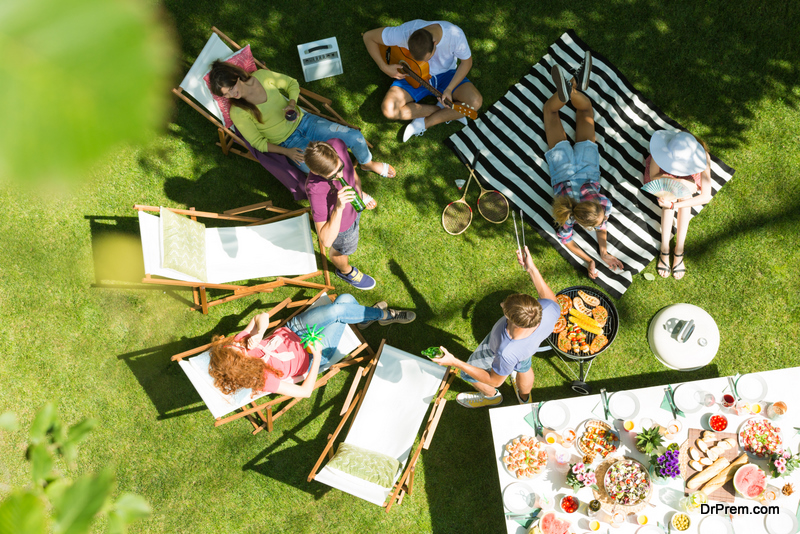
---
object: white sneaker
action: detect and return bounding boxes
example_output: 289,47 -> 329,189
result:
456,390 -> 503,409
437,101 -> 468,125
401,117 -> 427,142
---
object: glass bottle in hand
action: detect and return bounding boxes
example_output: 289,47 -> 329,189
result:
337,176 -> 366,212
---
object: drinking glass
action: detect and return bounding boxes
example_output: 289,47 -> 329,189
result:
722,393 -> 736,408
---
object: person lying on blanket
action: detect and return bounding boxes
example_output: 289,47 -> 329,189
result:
208,295 -> 415,398
432,248 -> 559,408
645,131 -> 713,280
207,60 -> 396,178
363,19 -> 482,142
545,52 -> 624,280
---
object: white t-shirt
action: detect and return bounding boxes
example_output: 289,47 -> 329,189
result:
381,20 -> 471,76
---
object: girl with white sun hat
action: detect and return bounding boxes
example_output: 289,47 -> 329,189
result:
643,130 -> 713,279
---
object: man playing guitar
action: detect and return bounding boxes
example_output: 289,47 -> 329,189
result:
363,20 -> 482,142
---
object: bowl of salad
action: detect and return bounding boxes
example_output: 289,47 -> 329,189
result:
602,458 -> 652,506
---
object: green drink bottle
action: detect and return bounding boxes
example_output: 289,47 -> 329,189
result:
337,176 -> 366,213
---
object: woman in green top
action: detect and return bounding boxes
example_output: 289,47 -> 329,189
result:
209,61 -> 395,177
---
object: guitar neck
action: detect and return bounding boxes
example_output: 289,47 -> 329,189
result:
399,62 -> 451,106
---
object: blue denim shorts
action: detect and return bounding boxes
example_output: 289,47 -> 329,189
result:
331,212 -> 360,256
391,68 -> 471,102
545,140 -> 601,187
460,335 -> 532,384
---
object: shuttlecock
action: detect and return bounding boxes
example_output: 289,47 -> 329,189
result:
455,179 -> 466,190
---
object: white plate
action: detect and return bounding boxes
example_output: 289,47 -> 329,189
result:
538,400 -> 570,430
765,507 -> 799,534
502,481 -> 536,513
698,515 -> 734,534
738,416 -> 785,458
737,373 -> 768,402
672,383 -> 704,414
608,391 -> 640,420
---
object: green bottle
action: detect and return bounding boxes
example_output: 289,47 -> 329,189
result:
337,176 -> 366,213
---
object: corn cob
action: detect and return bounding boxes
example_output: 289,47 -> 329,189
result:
568,312 -> 604,335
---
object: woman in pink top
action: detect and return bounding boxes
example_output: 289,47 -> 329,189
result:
644,131 -> 713,279
207,294 -> 415,398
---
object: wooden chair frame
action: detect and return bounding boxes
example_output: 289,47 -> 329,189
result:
171,27 -> 367,163
134,201 -> 333,314
171,289 -> 375,435
307,340 -> 455,512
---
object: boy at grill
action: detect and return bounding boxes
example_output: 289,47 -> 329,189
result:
432,247 -> 559,407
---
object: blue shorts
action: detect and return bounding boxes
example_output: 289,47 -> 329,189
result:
391,68 -> 470,102
460,334 -> 532,384
545,140 -> 601,188
331,212 -> 360,256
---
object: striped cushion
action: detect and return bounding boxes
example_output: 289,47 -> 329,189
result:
445,30 -> 735,298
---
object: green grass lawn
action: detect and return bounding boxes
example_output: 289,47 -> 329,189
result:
1,1 -> 799,532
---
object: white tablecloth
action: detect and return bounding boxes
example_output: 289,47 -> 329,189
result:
489,368 -> 800,534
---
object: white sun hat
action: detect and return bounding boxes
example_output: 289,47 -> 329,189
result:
650,130 -> 707,176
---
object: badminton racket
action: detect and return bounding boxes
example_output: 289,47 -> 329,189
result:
442,171 -> 474,235
468,163 -> 510,223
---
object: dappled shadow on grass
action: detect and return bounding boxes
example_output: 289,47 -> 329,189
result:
160,0 -> 798,228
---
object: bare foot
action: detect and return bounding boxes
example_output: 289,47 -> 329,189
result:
360,161 -> 396,178
672,252 -> 686,280
657,250 -> 671,278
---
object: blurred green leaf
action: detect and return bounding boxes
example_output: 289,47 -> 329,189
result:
0,490 -> 47,534
29,443 -> 53,486
0,413 -> 18,432
66,419 -> 96,447
51,417 -> 67,446
29,403 -> 56,442
43,478 -> 71,504
52,468 -> 114,534
106,494 -> 151,534
0,0 -> 175,183
59,441 -> 77,466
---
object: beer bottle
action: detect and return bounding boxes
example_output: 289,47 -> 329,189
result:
337,176 -> 366,212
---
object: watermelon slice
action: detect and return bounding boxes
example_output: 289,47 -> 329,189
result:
733,464 -> 766,499
540,511 -> 571,534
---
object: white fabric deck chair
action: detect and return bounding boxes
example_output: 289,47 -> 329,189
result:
134,202 -> 333,314
308,341 -> 454,512
171,291 -> 374,435
172,27 -> 363,200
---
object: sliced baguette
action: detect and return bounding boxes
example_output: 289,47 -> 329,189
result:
689,447 -> 702,461
699,458 -> 713,466
690,460 -> 705,471
706,449 -> 718,462
700,454 -> 749,496
696,439 -> 709,453
687,457 -> 730,490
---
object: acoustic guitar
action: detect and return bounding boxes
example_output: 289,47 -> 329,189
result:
378,44 -> 478,120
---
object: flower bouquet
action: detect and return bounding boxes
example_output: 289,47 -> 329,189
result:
566,462 -> 598,492
651,444 -> 681,480
768,449 -> 800,478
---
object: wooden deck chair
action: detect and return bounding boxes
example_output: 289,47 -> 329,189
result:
171,291 -> 374,435
135,201 -> 333,314
308,341 -> 454,512
172,27 -> 363,200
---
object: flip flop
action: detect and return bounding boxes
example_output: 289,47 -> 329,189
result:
657,251 -> 671,278
672,253 -> 686,280
362,192 -> 377,209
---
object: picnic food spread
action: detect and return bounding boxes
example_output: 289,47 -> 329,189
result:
603,459 -> 650,505
739,418 -> 782,457
493,369 -> 799,533
502,436 -> 547,479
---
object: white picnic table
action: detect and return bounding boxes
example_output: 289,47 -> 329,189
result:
489,367 -> 800,534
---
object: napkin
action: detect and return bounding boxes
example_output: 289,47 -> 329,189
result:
724,373 -> 742,399
523,411 -> 537,433
661,390 -> 685,418
512,508 -> 540,529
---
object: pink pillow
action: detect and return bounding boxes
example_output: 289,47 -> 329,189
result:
203,45 -> 257,128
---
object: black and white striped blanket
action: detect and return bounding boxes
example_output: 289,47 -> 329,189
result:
445,30 -> 735,298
